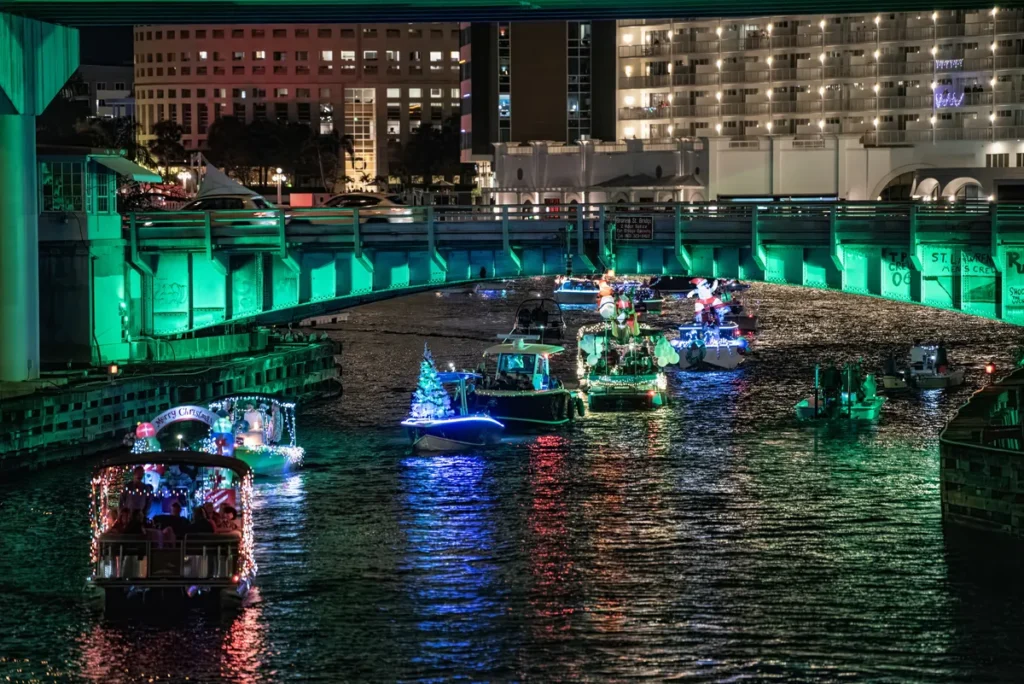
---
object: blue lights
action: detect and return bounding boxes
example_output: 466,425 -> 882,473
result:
401,416 -> 506,429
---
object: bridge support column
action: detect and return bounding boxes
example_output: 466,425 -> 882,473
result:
0,14 -> 79,381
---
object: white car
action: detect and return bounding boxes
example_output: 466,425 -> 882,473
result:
179,193 -> 282,227
322,193 -> 413,222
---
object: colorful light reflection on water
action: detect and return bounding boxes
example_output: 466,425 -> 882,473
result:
3,280 -> 1024,680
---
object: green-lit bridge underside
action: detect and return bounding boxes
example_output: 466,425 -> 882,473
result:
0,0 -> 1001,24
129,202 -> 1024,336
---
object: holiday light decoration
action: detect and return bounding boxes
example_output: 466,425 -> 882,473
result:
935,58 -> 964,70
408,344 -> 454,421
934,91 -> 964,108
239,470 -> 257,581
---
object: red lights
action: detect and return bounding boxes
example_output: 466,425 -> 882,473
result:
985,362 -> 996,375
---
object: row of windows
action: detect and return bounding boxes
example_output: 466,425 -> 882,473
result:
136,64 -> 457,78
136,27 -> 458,41
136,86 -> 460,100
984,152 -> 1024,167
138,49 -> 459,64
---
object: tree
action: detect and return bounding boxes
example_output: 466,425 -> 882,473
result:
409,344 -> 453,421
206,116 -> 255,183
399,115 -> 465,186
149,120 -> 186,171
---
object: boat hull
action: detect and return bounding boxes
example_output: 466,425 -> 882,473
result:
794,395 -> 886,421
235,448 -> 302,476
405,417 -> 504,453
883,369 -> 965,390
677,343 -> 745,370
471,389 -> 577,428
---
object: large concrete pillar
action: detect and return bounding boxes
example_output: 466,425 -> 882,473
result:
0,114 -> 39,380
0,13 -> 78,381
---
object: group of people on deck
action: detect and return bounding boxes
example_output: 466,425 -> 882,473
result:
105,465 -> 240,540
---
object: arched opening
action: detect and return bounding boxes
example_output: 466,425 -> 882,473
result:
914,177 -> 940,201
879,171 -> 916,201
942,177 -> 985,201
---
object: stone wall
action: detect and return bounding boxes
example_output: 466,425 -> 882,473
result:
0,338 -> 341,471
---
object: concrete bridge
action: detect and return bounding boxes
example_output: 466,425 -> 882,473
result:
125,200 -> 1024,337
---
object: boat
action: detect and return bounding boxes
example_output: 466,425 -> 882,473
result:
651,275 -> 751,295
612,279 -> 664,314
794,363 -> 886,421
882,342 -> 965,391
402,345 -> 503,452
553,276 -> 601,306
577,321 -> 673,411
714,281 -> 759,333
206,396 -> 305,475
672,321 -> 748,370
470,337 -> 583,428
511,297 -> 566,343
88,451 -> 256,612
134,399 -> 304,477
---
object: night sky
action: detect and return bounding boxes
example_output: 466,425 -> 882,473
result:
80,26 -> 132,65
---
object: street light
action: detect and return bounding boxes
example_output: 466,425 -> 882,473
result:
177,170 -> 191,194
272,167 -> 286,206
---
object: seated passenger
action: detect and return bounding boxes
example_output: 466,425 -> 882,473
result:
156,501 -> 191,539
112,509 -> 145,535
218,505 -> 242,533
188,506 -> 216,535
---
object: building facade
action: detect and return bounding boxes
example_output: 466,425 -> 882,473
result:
133,23 -> 461,179
76,64 -> 135,119
616,9 -> 1024,143
460,21 -> 617,163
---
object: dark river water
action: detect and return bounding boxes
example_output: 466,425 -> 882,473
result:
5,280 -> 1024,682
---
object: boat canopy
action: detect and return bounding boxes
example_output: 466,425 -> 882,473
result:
95,450 -> 253,479
483,343 -> 565,356
437,372 -> 482,383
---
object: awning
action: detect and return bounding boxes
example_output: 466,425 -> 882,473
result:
91,155 -> 162,182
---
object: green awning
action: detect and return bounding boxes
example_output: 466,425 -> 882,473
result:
91,156 -> 162,183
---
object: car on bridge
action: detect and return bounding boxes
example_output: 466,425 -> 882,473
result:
322,192 -> 414,223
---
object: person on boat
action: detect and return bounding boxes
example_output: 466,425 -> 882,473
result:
119,466 -> 154,516
189,506 -> 215,534
821,363 -> 842,403
218,505 -> 242,534
157,501 -> 191,539
111,508 -> 145,535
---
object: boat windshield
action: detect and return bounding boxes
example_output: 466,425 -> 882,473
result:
498,353 -> 537,375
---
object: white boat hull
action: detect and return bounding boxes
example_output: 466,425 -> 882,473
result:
412,434 -> 486,453
913,369 -> 965,389
678,344 -> 745,370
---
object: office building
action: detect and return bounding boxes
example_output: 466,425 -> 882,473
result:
460,21 -> 617,164
133,23 -> 461,180
75,64 -> 135,119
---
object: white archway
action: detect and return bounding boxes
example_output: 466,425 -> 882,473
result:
914,177 -> 941,199
941,176 -> 984,199
868,162 -> 938,200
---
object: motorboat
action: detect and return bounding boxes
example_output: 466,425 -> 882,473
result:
471,337 -> 583,428
511,298 -> 566,343
207,395 -> 305,475
612,279 -> 664,314
577,322 -> 672,411
553,276 -> 600,306
882,342 -> 965,391
88,451 -> 256,612
651,276 -> 750,295
403,346 -> 504,452
795,363 -> 886,421
672,321 -> 748,370
134,399 -> 304,477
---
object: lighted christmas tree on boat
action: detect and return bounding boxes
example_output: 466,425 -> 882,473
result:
402,344 -> 504,453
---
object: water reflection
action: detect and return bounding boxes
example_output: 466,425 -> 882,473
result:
398,454 -> 503,676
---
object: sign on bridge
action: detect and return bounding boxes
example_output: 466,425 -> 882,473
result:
614,216 -> 654,241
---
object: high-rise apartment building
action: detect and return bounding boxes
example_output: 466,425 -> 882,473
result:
460,21 -> 617,163
133,23 -> 460,179
616,9 -> 1024,143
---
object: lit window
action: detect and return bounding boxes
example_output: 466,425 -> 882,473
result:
275,88 -> 288,97
430,88 -> 442,98
363,50 -> 377,61
199,51 -> 208,61
319,88 -> 331,98
450,50 -> 459,61
387,87 -> 401,98
340,50 -> 355,61
429,51 -> 442,62
451,88 -> 460,98
253,51 -> 266,60
409,88 -> 422,98
321,50 -> 333,61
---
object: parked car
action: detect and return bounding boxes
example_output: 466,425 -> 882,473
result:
322,193 -> 413,223
177,193 -> 283,227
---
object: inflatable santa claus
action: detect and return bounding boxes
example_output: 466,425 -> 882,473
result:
686,278 -> 729,326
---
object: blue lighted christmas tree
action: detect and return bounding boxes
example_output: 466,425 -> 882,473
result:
409,344 -> 453,421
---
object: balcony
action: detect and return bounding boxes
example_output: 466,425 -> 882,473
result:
620,75 -> 671,89
618,106 -> 672,120
618,44 -> 671,58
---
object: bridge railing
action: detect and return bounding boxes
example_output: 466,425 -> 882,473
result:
128,200 -> 1013,255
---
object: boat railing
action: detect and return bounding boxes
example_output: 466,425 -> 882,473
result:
94,533 -> 240,582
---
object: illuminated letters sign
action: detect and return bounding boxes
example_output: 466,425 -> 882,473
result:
151,405 -> 218,432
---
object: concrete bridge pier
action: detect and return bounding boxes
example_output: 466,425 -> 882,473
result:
0,14 -> 78,382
